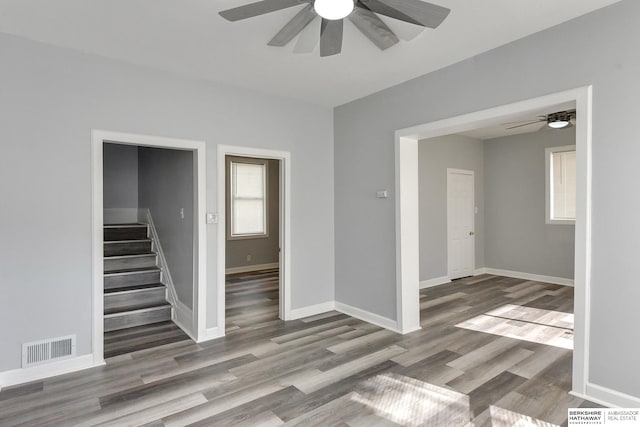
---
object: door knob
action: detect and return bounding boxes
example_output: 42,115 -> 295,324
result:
469,231 -> 475,236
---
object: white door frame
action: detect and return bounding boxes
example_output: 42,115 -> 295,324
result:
91,130 -> 207,365
447,168 -> 475,279
394,86 -> 592,396
217,145 -> 292,334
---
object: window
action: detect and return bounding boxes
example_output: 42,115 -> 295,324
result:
229,160 -> 268,238
546,145 -> 576,224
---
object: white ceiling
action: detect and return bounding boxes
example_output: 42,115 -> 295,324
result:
457,101 -> 576,140
0,0 -> 622,107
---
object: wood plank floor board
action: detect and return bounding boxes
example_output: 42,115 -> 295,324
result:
0,271 -> 601,426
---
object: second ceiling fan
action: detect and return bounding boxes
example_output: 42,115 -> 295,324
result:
219,0 -> 451,57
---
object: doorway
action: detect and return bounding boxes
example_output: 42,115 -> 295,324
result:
225,155 -> 281,331
447,168 -> 475,279
91,130 -> 207,364
217,145 -> 291,336
394,86 -> 592,396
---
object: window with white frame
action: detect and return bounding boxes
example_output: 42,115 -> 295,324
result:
229,160 -> 268,238
546,145 -> 576,224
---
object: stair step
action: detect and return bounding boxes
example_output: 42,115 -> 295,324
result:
104,282 -> 165,294
104,284 -> 166,314
104,268 -> 161,290
104,240 -> 152,256
104,304 -> 172,332
104,224 -> 148,241
104,253 -> 157,272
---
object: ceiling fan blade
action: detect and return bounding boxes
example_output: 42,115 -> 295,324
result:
320,18 -> 343,57
219,0 -> 303,22
359,0 -> 450,28
501,116 -> 547,126
349,6 -> 399,50
268,4 -> 316,46
506,120 -> 545,130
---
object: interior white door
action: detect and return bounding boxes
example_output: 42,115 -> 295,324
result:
447,168 -> 475,279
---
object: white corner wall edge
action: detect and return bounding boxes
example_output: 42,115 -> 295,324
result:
225,263 -> 280,275
483,268 -> 574,287
335,302 -> 401,333
571,383 -> 640,408
289,301 -> 336,320
420,276 -> 451,289
0,354 -> 101,391
197,327 -> 223,343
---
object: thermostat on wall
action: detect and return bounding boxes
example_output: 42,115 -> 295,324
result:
376,190 -> 388,199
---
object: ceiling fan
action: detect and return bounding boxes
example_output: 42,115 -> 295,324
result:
218,0 -> 451,57
505,110 -> 577,130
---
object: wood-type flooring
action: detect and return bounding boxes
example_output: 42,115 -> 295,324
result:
0,271 -> 601,426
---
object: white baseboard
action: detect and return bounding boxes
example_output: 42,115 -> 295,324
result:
474,268 -> 488,275
335,301 -> 400,333
420,276 -> 451,289
0,354 -> 101,391
573,382 -> 640,408
483,268 -> 574,287
173,300 -> 196,341
104,208 -> 139,224
196,327 -> 223,343
225,263 -> 279,275
290,301 -> 336,320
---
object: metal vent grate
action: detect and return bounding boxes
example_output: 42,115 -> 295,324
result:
22,335 -> 76,368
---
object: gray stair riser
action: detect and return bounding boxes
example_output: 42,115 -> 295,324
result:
104,254 -> 157,272
104,241 -> 152,256
104,287 -> 166,313
104,226 -> 148,241
104,271 -> 161,290
104,306 -> 172,332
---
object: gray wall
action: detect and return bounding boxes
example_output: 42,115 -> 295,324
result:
225,157 -> 280,270
484,128 -> 575,279
418,135 -> 484,281
103,143 -> 138,208
138,147 -> 194,309
0,32 -> 334,372
335,0 -> 640,397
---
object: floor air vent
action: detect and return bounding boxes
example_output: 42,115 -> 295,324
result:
22,335 -> 76,368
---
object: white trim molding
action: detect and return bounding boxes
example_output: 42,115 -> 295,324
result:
196,327 -> 223,343
483,268 -> 574,287
174,300 -> 196,341
290,301 -> 336,320
217,144 -> 292,340
395,137 -> 422,334
394,86 -> 593,397
335,302 -> 402,334
420,276 -> 451,289
571,382 -> 640,408
225,262 -> 279,275
0,354 -> 100,391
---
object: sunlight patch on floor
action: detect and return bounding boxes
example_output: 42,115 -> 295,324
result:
350,373 -> 472,427
455,304 -> 574,349
486,405 -> 560,427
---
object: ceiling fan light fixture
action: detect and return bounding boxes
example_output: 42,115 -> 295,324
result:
314,0 -> 354,20
548,119 -> 570,129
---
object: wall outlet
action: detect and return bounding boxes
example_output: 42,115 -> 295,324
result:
246,254 -> 252,262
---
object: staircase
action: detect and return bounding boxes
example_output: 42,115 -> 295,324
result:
103,224 -> 172,332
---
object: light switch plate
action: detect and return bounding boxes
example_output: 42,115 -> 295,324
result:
206,212 -> 218,224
